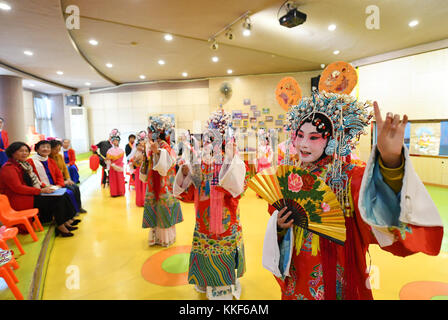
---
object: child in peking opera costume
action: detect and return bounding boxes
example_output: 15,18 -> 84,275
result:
105,129 -> 126,197
173,109 -> 249,300
142,116 -> 183,247
128,131 -> 148,207
262,92 -> 443,300
256,128 -> 274,172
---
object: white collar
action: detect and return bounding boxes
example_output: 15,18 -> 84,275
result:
34,153 -> 48,162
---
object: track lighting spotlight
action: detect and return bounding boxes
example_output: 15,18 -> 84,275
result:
210,38 -> 219,50
225,29 -> 234,40
242,17 -> 252,36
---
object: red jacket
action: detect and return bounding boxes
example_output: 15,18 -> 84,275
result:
27,158 -> 65,187
0,160 -> 41,210
0,131 -> 8,151
66,148 -> 78,167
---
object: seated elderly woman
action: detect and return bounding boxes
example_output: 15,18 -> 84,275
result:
27,140 -> 82,223
49,139 -> 87,213
0,142 -> 78,237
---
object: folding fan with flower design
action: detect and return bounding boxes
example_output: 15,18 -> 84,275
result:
248,165 -> 346,245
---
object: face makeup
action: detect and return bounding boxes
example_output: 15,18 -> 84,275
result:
295,122 -> 328,163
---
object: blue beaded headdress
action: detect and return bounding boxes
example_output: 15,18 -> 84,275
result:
148,115 -> 174,140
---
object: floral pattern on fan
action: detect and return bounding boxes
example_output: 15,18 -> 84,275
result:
287,173 -> 303,192
278,167 -> 325,224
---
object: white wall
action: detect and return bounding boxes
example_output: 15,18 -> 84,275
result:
358,48 -> 448,120
87,87 -> 209,146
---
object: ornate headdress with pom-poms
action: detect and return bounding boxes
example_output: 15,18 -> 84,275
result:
206,108 -> 232,136
109,128 -> 121,142
136,130 -> 147,144
147,115 -> 174,140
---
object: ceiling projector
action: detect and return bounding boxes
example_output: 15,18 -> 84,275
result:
279,7 -> 307,28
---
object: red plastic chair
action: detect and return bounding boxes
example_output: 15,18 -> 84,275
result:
0,251 -> 24,300
0,195 -> 43,242
0,227 -> 25,255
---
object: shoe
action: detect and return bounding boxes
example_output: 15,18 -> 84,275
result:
79,208 -> 87,213
66,225 -> 78,231
55,229 -> 74,237
71,219 -> 81,225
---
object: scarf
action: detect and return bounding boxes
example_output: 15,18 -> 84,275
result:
17,160 -> 42,188
31,154 -> 51,186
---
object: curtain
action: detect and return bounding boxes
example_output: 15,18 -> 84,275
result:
34,96 -> 54,138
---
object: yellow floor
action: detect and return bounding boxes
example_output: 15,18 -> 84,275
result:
42,172 -> 448,300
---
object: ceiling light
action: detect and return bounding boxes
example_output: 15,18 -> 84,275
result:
242,16 -> 252,36
139,75 -> 146,79
225,29 -> 234,40
0,2 -> 11,11
328,24 -> 336,31
24,50 -> 33,56
85,82 -> 91,86
158,60 -> 165,65
106,63 -> 113,68
56,71 -> 64,75
210,38 -> 218,50
227,69 -> 233,74
182,72 -> 188,77
89,39 -> 99,46
409,20 -> 419,27
29,83 -> 35,87
321,64 -> 325,69
333,50 -> 340,55
164,34 -> 173,41
212,56 -> 219,63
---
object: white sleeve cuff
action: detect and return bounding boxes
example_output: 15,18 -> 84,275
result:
173,164 -> 193,197
219,155 -> 246,198
152,148 -> 174,177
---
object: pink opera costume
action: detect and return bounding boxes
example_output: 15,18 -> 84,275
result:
142,116 -> 183,247
105,129 -> 126,197
173,109 -> 249,300
256,128 -> 273,172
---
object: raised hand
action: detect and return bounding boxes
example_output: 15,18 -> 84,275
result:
374,101 -> 408,168
149,140 -> 160,155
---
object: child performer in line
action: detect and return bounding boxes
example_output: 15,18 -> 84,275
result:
106,129 -> 126,197
142,116 -> 183,247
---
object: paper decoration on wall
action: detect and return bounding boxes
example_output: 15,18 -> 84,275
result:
265,116 -> 273,122
278,114 -> 285,119
244,99 -> 251,105
242,113 -> 249,119
232,110 -> 242,120
262,108 -> 270,114
318,61 -> 358,94
250,117 -> 257,123
409,123 -> 441,156
275,76 -> 303,111
243,120 -> 248,126
240,127 -> 247,133
275,120 -> 284,126
233,120 -> 241,126
259,121 -> 265,126
254,110 -> 261,117
250,105 -> 257,111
